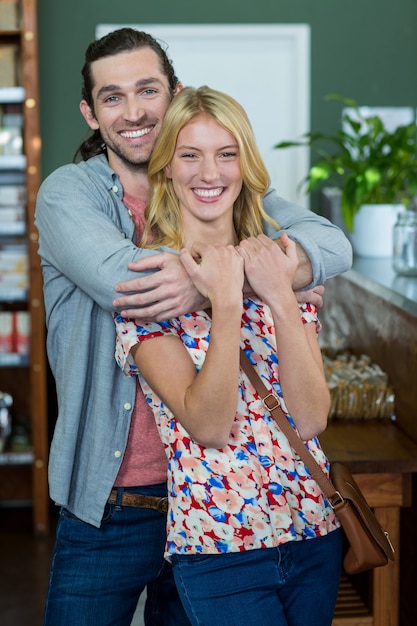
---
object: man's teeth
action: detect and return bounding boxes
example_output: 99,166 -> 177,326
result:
120,127 -> 152,138
194,188 -> 223,197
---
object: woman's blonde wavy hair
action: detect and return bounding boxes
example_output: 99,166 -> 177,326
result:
142,85 -> 279,250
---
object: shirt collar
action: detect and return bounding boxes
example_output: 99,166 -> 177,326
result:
86,153 -> 123,194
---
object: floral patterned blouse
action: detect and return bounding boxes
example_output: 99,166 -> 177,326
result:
114,298 -> 340,557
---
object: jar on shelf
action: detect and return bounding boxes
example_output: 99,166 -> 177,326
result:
393,210 -> 417,276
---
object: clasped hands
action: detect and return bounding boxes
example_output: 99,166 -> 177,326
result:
113,234 -> 325,322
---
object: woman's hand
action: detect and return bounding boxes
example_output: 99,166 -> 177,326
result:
180,242 -> 244,308
237,233 -> 298,306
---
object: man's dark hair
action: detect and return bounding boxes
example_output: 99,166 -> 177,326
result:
74,28 -> 179,162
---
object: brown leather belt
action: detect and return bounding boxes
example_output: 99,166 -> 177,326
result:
107,490 -> 168,514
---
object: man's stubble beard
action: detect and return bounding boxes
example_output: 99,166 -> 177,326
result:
107,139 -> 153,174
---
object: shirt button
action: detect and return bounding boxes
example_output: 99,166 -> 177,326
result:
124,402 -> 132,411
112,185 -> 118,193
128,209 -> 132,217
114,450 -> 122,458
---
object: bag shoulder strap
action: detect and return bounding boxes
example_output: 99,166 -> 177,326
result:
239,349 -> 338,503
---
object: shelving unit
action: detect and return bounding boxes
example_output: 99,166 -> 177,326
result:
320,421 -> 417,626
0,0 -> 49,534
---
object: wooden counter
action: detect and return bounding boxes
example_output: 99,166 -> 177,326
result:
320,421 -> 417,474
320,266 -> 417,448
319,421 -> 417,626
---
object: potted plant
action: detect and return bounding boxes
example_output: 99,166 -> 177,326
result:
274,95 -> 417,256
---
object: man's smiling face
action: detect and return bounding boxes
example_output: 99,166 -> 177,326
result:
81,47 -> 176,172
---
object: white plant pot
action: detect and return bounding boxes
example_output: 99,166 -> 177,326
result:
350,204 -> 404,258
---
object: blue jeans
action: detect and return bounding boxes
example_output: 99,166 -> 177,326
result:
172,528 -> 343,626
43,484 -> 190,626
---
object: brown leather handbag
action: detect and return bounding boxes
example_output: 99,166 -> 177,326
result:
239,349 -> 395,574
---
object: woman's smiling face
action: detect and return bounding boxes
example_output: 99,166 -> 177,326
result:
165,113 -> 243,229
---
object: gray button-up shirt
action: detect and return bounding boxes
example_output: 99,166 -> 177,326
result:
35,154 -> 352,526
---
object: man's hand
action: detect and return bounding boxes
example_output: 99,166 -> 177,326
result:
294,284 -> 325,309
113,252 -> 208,321
113,246 -> 324,321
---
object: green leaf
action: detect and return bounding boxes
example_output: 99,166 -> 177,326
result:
364,168 -> 381,190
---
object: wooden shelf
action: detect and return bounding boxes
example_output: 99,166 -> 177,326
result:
0,221 -> 26,236
0,352 -> 29,367
0,0 -> 49,535
0,85 -> 25,102
0,288 -> 27,302
0,154 -> 26,170
0,450 -> 33,466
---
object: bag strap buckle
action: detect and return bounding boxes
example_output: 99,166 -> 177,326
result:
262,393 -> 281,412
329,490 -> 345,510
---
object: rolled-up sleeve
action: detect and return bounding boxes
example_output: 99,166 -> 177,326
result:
262,188 -> 353,287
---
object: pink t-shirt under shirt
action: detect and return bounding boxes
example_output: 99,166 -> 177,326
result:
114,191 -> 167,487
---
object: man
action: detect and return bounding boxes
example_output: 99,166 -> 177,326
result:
35,28 -> 352,626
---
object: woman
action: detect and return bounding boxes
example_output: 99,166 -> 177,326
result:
115,86 -> 342,626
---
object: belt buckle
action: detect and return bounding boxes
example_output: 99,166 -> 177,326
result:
156,497 -> 168,514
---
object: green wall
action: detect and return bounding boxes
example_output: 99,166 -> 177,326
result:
37,0 -> 417,189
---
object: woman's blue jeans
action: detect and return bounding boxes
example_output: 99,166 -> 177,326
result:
172,528 -> 343,626
43,484 -> 190,626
